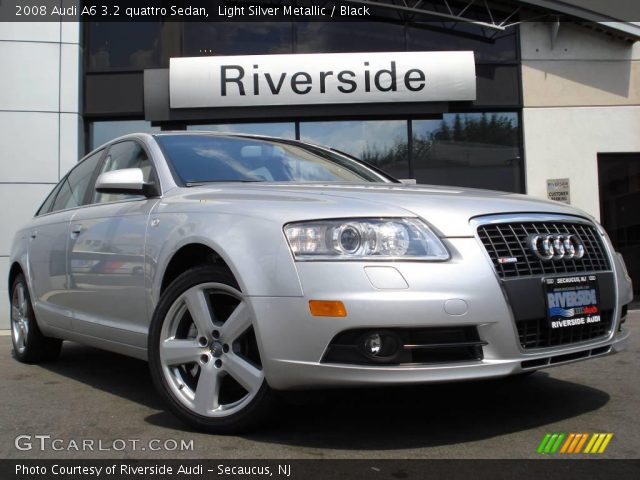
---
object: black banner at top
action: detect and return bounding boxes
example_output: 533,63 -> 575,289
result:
2,0 -> 640,23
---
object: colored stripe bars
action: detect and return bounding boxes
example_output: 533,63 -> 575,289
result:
537,433 -> 613,454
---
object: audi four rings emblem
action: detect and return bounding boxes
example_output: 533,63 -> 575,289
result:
528,234 -> 585,261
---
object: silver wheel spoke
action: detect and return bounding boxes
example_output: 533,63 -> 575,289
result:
193,362 -> 221,415
17,285 -> 27,313
183,287 -> 213,338
11,285 -> 28,353
224,353 -> 263,394
221,302 -> 252,342
14,323 -> 24,347
161,339 -> 202,366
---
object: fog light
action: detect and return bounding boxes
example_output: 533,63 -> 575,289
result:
359,330 -> 401,361
364,333 -> 382,355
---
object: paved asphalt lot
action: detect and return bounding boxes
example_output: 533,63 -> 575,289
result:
1,313 -> 638,459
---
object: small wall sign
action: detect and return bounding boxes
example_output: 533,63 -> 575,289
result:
546,178 -> 571,204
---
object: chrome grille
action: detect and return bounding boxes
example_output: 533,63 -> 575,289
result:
477,221 -> 610,279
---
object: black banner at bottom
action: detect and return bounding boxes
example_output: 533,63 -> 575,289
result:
3,459 -> 640,480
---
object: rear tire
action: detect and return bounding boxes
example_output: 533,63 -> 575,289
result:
10,273 -> 62,363
148,265 -> 276,433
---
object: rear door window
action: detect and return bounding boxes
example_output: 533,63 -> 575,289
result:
50,150 -> 103,213
36,182 -> 64,216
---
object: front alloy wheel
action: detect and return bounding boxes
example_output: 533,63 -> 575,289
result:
149,265 -> 274,433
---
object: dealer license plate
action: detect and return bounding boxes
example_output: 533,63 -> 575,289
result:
544,275 -> 601,329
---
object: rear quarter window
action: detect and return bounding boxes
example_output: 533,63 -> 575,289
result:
45,149 -> 104,214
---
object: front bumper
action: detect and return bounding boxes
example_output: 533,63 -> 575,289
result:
249,238 -> 630,390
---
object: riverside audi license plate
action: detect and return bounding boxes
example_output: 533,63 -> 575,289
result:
544,275 -> 601,329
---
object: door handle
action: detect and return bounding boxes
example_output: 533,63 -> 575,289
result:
70,224 -> 83,237
30,231 -> 37,240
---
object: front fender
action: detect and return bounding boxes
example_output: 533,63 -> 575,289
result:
147,211 -> 303,308
613,251 -> 634,306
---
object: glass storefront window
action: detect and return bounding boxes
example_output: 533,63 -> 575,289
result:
300,120 -> 409,179
89,117 -> 522,192
87,22 -> 178,71
90,120 -> 160,150
183,23 -> 293,56
186,123 -> 296,139
295,22 -> 405,53
87,16 -> 518,71
412,113 -> 522,192
407,22 -> 518,62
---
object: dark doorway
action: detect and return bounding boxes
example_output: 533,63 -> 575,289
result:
598,153 -> 640,303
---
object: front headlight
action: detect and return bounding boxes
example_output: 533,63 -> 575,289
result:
284,218 -> 449,261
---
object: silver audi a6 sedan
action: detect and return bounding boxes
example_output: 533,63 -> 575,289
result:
9,133 -> 633,432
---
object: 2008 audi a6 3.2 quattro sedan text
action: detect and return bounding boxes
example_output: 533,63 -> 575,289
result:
9,133 -> 633,432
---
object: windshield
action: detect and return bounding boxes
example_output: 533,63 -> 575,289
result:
155,134 -> 395,185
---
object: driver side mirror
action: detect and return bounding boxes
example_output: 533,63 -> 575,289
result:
95,168 -> 159,197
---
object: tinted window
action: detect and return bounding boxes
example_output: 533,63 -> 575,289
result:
90,120 -> 160,149
407,23 -> 518,62
184,22 -> 293,56
51,150 -> 103,213
300,120 -> 409,179
36,182 -> 64,216
156,135 -> 393,184
295,22 -> 405,53
412,113 -> 522,192
187,122 -> 296,139
475,65 -> 521,106
92,141 -> 154,203
87,22 -> 175,71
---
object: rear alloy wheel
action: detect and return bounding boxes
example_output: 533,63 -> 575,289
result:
148,265 -> 275,433
10,273 -> 62,363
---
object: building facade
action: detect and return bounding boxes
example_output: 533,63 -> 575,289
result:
1,3 -> 639,328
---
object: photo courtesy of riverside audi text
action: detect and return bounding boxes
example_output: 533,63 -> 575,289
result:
2,0 -> 640,478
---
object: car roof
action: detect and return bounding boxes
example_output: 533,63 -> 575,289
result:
88,131 -> 308,158
151,131 -> 334,151
153,131 -> 290,142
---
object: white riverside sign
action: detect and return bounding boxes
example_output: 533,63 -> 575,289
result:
169,51 -> 476,108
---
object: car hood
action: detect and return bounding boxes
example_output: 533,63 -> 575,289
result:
171,182 -> 591,237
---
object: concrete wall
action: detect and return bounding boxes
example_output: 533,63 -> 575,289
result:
0,22 -> 82,328
521,22 -> 640,218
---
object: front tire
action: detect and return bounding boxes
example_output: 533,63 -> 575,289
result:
10,273 -> 62,363
148,265 -> 275,433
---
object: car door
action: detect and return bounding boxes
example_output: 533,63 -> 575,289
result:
27,150 -> 105,331
66,140 -> 161,349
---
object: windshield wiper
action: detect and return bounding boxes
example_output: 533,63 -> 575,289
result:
185,179 -> 266,187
